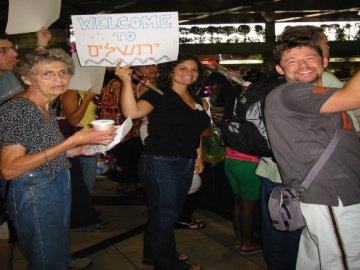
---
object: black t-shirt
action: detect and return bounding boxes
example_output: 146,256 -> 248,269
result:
140,88 -> 210,158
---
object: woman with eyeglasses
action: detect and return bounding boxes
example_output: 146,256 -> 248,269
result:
0,48 -> 115,270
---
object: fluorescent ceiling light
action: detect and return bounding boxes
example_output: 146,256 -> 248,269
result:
329,57 -> 360,62
219,59 -> 264,64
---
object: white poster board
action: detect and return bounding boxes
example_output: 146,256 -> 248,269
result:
68,52 -> 106,94
353,108 -> 360,126
71,12 -> 179,67
6,0 -> 61,34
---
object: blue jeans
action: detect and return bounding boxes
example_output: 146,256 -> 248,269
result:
3,169 -> 71,270
78,156 -> 98,193
139,154 -> 194,270
260,177 -> 302,270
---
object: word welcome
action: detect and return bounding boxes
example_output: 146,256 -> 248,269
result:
72,12 -> 179,67
76,15 -> 173,30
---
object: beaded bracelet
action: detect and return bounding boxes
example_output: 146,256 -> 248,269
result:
35,45 -> 47,50
66,150 -> 74,158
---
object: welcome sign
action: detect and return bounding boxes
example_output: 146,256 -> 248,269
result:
71,12 -> 179,67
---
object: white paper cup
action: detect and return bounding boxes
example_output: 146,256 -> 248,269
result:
91,120 -> 115,131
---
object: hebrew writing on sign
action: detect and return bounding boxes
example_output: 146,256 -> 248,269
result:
71,12 -> 179,67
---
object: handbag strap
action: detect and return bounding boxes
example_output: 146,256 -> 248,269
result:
297,126 -> 343,194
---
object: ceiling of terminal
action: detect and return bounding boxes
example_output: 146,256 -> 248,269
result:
1,0 -> 360,30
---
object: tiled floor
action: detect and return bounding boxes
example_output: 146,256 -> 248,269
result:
12,177 -> 267,270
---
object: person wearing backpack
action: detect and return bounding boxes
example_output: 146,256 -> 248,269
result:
223,142 -> 262,254
217,72 -> 263,254
258,26 -> 360,270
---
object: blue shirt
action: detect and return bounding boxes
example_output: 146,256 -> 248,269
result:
0,71 -> 24,101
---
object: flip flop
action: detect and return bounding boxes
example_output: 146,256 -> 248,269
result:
74,222 -> 114,232
238,247 -> 262,255
175,220 -> 206,229
183,260 -> 202,270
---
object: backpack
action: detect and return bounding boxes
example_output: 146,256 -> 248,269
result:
220,71 -> 285,157
95,78 -> 141,140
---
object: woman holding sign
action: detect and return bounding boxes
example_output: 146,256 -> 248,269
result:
116,54 -> 210,270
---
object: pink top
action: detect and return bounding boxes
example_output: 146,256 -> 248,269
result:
225,147 -> 259,163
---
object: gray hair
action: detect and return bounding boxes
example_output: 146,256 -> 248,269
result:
15,48 -> 74,77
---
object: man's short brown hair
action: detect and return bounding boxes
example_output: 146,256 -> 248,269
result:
273,36 -> 323,65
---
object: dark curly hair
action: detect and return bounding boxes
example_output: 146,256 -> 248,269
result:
0,31 -> 8,40
156,54 -> 205,93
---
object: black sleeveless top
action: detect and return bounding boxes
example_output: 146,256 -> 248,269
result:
140,88 -> 210,158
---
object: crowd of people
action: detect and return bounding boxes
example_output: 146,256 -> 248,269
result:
0,23 -> 359,270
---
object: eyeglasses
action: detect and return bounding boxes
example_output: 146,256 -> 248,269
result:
0,44 -> 18,55
31,70 -> 71,80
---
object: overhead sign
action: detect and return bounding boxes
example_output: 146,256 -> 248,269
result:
71,12 -> 179,67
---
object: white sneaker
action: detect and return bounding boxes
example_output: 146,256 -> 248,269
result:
68,257 -> 93,269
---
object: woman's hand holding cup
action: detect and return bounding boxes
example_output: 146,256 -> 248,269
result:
70,122 -> 116,146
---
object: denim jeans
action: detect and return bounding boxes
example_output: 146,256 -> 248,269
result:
3,168 -> 71,270
260,177 -> 302,270
139,154 -> 194,270
78,156 -> 98,194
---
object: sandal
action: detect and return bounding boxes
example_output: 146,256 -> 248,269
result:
183,260 -> 202,270
233,240 -> 241,248
238,243 -> 262,255
175,219 -> 206,229
74,222 -> 114,232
